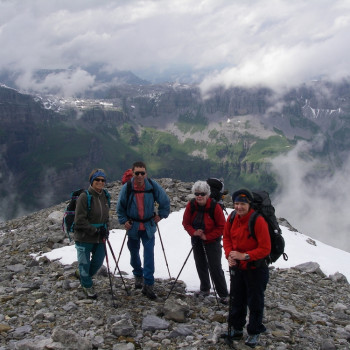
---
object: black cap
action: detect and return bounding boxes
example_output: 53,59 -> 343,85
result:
232,188 -> 253,203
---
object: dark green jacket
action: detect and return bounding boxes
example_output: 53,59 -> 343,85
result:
74,186 -> 110,243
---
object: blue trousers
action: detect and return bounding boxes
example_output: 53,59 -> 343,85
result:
229,265 -> 269,335
127,230 -> 155,285
75,242 -> 105,288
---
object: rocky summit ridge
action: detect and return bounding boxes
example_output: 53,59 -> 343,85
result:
0,179 -> 350,350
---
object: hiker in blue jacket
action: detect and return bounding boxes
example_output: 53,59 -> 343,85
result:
74,168 -> 110,299
117,161 -> 170,299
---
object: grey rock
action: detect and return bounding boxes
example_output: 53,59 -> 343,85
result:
329,271 -> 348,283
113,344 -> 135,350
111,318 -> 136,337
321,339 -> 337,350
142,315 -> 170,331
0,180 -> 350,350
12,325 -> 32,339
163,298 -> 190,322
51,328 -> 93,350
168,325 -> 193,337
7,264 -> 25,272
47,211 -> 64,224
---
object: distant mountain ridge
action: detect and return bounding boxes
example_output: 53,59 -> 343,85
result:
1,78 -> 350,220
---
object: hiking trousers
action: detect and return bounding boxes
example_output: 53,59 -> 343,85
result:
229,265 -> 269,335
192,238 -> 228,298
75,242 -> 105,288
127,230 -> 155,285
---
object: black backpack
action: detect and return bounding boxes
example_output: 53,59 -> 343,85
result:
206,178 -> 228,213
229,190 -> 288,264
63,188 -> 111,241
206,178 -> 224,203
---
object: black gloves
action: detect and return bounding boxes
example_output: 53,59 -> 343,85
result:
191,236 -> 201,247
97,226 -> 109,240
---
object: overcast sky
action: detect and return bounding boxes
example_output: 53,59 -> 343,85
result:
1,0 -> 350,95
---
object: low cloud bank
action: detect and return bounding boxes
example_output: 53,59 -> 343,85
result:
272,139 -> 350,252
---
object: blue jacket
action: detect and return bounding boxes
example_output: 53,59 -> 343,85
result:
116,178 -> 170,239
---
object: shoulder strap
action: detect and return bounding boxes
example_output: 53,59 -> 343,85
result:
224,210 -> 236,234
190,198 -> 196,214
126,178 -> 155,207
229,210 -> 236,224
208,199 -> 217,222
85,190 -> 92,212
103,188 -> 111,208
190,198 -> 216,222
248,211 -> 260,240
227,210 -> 260,240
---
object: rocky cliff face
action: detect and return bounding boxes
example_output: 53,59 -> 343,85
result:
0,179 -> 349,350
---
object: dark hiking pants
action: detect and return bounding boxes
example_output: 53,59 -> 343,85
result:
229,265 -> 269,335
192,238 -> 228,298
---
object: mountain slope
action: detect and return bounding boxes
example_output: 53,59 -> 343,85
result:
1,80 -> 350,220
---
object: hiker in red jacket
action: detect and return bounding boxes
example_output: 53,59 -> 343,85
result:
223,188 -> 271,348
183,180 -> 228,304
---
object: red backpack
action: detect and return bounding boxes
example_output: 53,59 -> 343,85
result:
122,169 -> 133,184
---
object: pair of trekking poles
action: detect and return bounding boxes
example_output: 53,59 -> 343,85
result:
102,235 -> 130,308
104,222 -> 171,307
114,222 -> 172,278
165,237 -> 221,308
106,222 -> 223,309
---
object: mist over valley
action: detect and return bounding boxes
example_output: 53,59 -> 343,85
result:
1,76 -> 349,253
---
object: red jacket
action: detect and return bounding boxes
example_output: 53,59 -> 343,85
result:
223,209 -> 271,269
182,198 -> 226,243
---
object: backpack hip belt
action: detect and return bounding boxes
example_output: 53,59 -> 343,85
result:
128,215 -> 155,223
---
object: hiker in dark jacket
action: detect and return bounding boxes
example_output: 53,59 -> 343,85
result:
182,180 -> 228,304
222,189 -> 271,348
74,168 -> 110,299
116,161 -> 170,300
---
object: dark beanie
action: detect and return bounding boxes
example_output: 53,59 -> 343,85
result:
232,189 -> 253,203
234,194 -> 250,203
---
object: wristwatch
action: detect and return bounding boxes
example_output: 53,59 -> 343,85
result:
244,253 -> 250,261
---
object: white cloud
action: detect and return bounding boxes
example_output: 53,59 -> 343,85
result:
15,68 -> 95,97
272,139 -> 350,253
0,0 -> 350,93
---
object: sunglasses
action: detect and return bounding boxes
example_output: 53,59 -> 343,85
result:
194,192 -> 207,197
94,178 -> 106,182
134,171 -> 146,176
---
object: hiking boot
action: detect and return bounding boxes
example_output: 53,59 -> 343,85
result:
194,290 -> 210,297
82,286 -> 97,299
221,329 -> 243,340
219,296 -> 229,305
245,334 -> 260,348
134,275 -> 143,289
142,284 -> 157,300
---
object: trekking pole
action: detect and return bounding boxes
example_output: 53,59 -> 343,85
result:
156,222 -> 172,280
107,239 -> 130,296
165,246 -> 193,301
224,265 -> 238,346
113,230 -> 127,276
201,241 -> 220,309
103,239 -> 117,308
